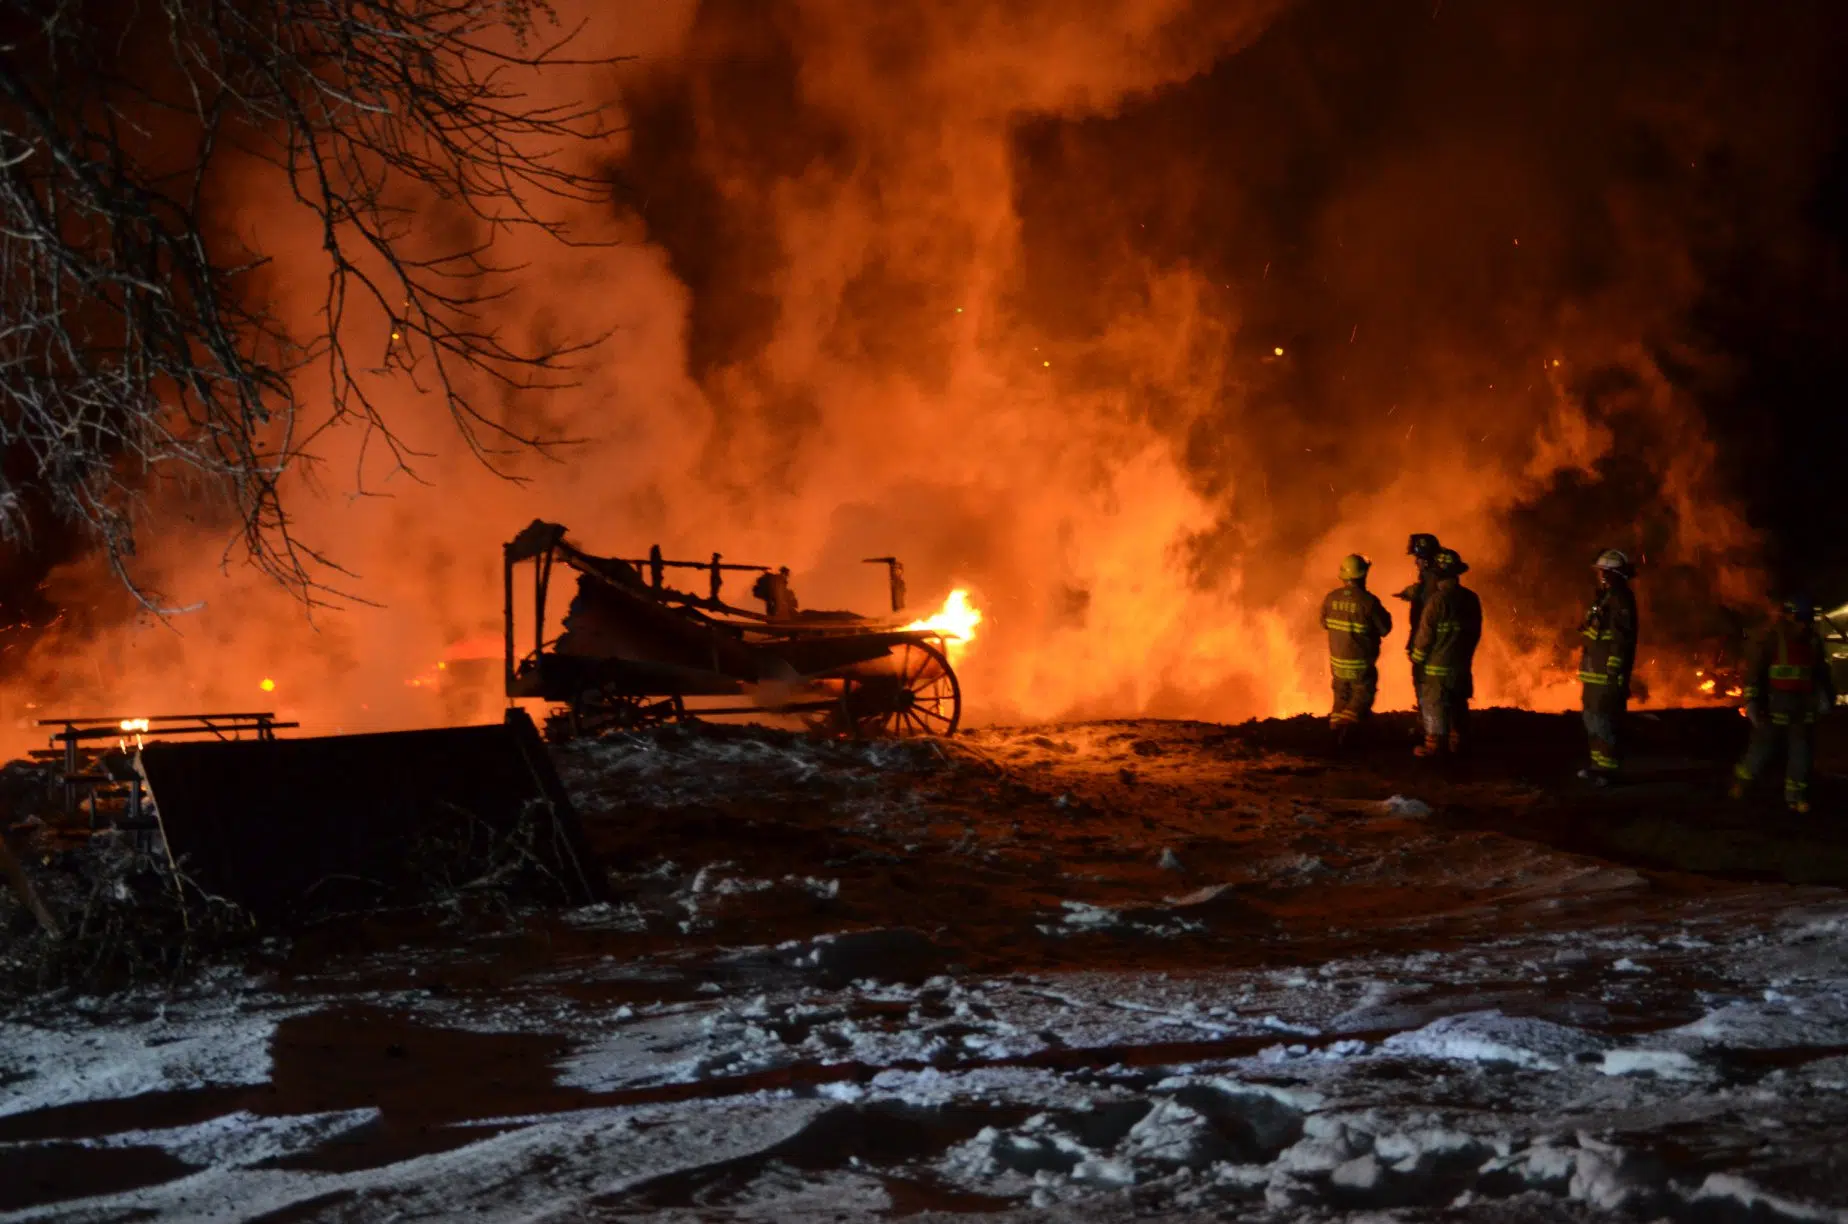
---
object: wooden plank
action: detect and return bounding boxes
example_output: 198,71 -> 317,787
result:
0,833 -> 61,940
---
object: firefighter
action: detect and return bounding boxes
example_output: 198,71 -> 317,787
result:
1729,594 -> 1836,813
1396,534 -> 1444,731
1409,548 -> 1482,758
1577,549 -> 1639,786
1321,554 -> 1393,748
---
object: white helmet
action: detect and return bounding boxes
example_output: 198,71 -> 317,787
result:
1593,549 -> 1633,576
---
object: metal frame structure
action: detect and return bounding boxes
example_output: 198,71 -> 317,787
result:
500,521 -> 962,739
34,712 -> 297,828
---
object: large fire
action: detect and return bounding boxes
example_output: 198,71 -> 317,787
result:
0,2 -> 1783,755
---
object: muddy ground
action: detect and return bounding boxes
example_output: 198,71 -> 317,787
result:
2,707 -> 1847,1221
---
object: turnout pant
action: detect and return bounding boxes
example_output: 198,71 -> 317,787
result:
1735,715 -> 1816,806
1329,669 -> 1379,730
1582,685 -> 1628,775
1418,675 -> 1469,743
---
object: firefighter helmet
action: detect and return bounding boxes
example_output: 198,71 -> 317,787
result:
1406,533 -> 1441,560
1339,554 -> 1371,581
1433,549 -> 1469,577
1593,549 -> 1633,577
1783,593 -> 1815,622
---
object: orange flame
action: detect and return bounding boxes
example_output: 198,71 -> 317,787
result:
0,6 -> 1781,753
117,716 -> 149,751
904,589 -> 983,656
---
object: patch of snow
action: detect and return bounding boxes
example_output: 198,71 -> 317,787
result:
1689,1171 -> 1848,1222
558,901 -> 649,931
787,876 -> 840,899
712,875 -> 775,896
0,1097 -> 836,1224
0,1002 -> 297,1119
0,1109 -> 378,1169
1664,987 -> 1848,1050
1057,901 -> 1121,931
1040,900 -> 1205,939
1598,1047 -> 1707,1080
1377,1010 -> 1609,1071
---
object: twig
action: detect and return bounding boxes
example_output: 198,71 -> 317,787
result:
0,831 -> 62,939
0,0 -> 627,602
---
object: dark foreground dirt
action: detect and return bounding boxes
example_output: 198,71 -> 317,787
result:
2,707 -> 1846,1221
514,707 -> 1848,982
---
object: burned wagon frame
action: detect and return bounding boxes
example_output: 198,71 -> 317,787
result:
501,520 -> 962,740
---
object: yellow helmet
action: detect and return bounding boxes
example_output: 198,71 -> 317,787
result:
1338,554 -> 1371,581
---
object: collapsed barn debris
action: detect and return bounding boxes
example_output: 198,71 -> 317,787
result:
2,522 -> 976,975
35,712 -> 295,829
137,709 -> 603,922
2,708 -> 603,965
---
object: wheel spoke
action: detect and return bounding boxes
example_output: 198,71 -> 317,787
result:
905,644 -> 931,687
842,639 -> 959,738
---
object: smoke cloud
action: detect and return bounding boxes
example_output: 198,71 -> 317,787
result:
5,0 -> 1845,752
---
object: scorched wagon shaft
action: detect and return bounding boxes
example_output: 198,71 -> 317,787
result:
502,520 -> 963,740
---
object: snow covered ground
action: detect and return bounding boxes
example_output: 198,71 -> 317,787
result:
3,715 -> 1847,1221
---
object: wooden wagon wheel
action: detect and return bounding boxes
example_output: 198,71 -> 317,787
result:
569,685 -> 685,739
840,639 -> 961,738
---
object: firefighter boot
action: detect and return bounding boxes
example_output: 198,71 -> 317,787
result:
1413,734 -> 1443,758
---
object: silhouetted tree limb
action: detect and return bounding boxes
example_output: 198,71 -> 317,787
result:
0,0 -> 617,608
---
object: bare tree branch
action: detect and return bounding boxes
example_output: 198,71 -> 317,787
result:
0,0 -> 622,609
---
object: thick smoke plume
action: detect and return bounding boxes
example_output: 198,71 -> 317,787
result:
6,0 -> 1842,753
